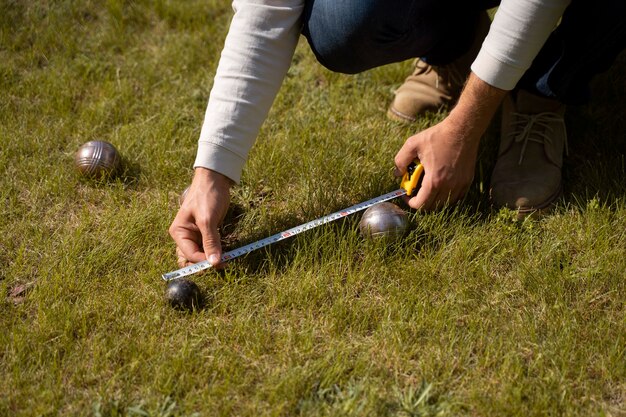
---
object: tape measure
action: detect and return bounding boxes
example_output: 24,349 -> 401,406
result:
162,163 -> 424,281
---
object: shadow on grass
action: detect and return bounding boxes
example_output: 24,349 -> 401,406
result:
562,53 -> 626,206
74,155 -> 142,188
117,155 -> 142,187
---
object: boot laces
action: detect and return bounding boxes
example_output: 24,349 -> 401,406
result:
509,112 -> 568,165
413,59 -> 432,76
440,65 -> 466,90
413,59 -> 465,90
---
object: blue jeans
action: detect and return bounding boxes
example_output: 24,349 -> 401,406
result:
302,0 -> 626,105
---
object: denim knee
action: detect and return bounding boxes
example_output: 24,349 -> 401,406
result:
302,0 -> 427,74
302,0 -> 491,74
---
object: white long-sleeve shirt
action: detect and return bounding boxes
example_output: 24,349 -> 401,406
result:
194,0 -> 571,183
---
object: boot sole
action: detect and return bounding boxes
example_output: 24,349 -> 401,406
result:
493,183 -> 563,220
386,106 -> 416,124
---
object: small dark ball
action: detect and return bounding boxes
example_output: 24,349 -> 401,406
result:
165,278 -> 202,310
74,140 -> 121,179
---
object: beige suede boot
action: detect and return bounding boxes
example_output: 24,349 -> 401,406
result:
490,90 -> 568,217
387,13 -> 491,123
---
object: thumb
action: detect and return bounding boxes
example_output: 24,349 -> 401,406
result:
394,138 -> 419,177
199,222 -> 223,266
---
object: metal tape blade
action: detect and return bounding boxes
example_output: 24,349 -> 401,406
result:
162,188 -> 406,281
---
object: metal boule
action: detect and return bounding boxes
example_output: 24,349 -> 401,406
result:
74,140 -> 121,179
359,202 -> 408,241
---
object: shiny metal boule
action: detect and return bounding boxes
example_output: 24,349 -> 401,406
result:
74,140 -> 121,179
359,202 -> 408,241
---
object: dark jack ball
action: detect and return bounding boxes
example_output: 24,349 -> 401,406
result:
74,140 -> 121,179
165,278 -> 202,310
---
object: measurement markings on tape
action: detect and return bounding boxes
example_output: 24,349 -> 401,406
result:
161,163 -> 424,281
162,189 -> 406,281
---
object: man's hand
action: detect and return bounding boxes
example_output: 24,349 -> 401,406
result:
169,167 -> 233,268
395,118 -> 480,210
394,73 -> 507,210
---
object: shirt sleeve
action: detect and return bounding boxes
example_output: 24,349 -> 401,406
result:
194,0 -> 305,183
471,0 -> 571,90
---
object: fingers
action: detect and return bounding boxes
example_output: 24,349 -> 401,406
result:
407,172 -> 446,211
170,169 -> 232,269
176,246 -> 193,268
169,209 -> 225,269
408,181 -> 468,211
407,172 -> 461,211
408,181 -> 437,211
197,219 -> 223,267
394,137 -> 418,177
169,216 -> 207,264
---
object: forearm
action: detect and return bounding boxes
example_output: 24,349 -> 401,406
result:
194,0 -> 305,183
447,72 -> 507,145
472,0 -> 571,90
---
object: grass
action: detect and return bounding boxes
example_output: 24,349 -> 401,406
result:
1,1 -> 625,416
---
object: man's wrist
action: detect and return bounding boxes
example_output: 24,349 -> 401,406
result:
448,72 -> 507,141
193,167 -> 234,189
